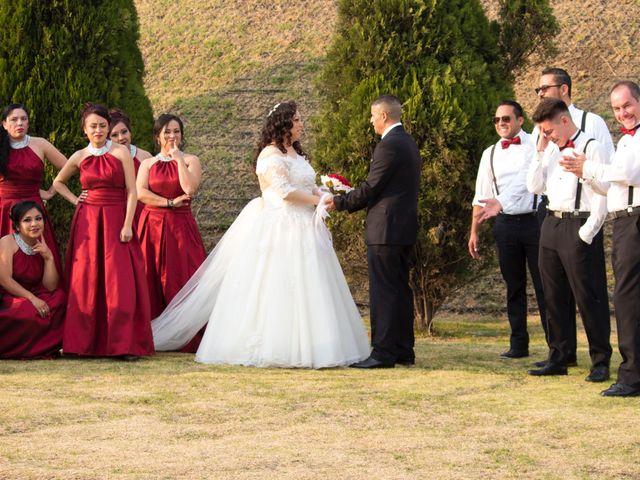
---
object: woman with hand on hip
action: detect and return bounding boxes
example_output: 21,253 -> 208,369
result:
0,200 -> 65,359
109,108 -> 152,226
137,114 -> 206,352
0,103 -> 67,274
53,103 -> 153,359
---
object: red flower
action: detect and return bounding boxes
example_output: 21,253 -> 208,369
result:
327,174 -> 352,188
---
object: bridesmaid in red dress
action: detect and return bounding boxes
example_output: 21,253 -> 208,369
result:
108,109 -> 152,227
137,114 -> 206,352
0,103 -> 67,274
0,201 -> 65,359
53,103 -> 153,359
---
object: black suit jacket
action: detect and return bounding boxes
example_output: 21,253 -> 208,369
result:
334,125 -> 422,245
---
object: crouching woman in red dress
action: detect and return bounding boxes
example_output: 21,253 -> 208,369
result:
0,200 -> 65,359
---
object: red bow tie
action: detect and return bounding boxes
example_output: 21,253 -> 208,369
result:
500,136 -> 521,149
559,139 -> 575,151
620,125 -> 639,137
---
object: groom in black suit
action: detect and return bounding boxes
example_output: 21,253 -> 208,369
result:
325,94 -> 422,368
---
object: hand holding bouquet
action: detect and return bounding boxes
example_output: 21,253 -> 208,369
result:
320,174 -> 353,195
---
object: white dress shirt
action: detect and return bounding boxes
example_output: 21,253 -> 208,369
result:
472,130 -> 537,214
531,104 -> 614,160
582,131 -> 640,212
381,123 -> 402,139
527,130 -> 609,244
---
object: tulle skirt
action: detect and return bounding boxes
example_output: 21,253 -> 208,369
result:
152,198 -> 370,368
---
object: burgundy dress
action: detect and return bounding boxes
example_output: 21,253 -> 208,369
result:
0,144 -> 62,274
138,158 -> 206,352
63,152 -> 154,356
132,152 -> 144,227
0,246 -> 65,359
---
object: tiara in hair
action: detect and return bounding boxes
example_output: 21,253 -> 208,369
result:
268,103 -> 281,117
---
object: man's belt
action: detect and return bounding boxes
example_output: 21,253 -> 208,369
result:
548,210 -> 590,219
609,205 -> 640,220
498,212 -> 537,218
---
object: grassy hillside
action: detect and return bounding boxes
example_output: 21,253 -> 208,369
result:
134,0 -> 640,314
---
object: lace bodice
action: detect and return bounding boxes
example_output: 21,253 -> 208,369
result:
255,151 -> 316,205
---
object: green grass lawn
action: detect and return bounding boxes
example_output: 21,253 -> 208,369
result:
1,315 -> 638,479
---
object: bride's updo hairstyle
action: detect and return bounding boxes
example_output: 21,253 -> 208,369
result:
253,100 -> 306,166
80,102 -> 111,129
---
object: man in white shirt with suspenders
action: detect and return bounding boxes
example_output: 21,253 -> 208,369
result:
526,98 -> 612,381
470,100 -> 546,359
561,81 -> 640,396
531,67 -> 615,369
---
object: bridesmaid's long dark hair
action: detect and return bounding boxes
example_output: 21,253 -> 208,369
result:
0,103 -> 30,178
253,101 -> 306,168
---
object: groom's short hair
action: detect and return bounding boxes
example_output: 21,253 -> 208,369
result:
372,94 -> 402,122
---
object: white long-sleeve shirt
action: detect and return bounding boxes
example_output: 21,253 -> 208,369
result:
531,104 -> 614,160
527,130 -> 609,244
472,130 -> 538,214
582,131 -> 640,212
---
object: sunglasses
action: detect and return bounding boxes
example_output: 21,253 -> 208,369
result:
534,84 -> 563,95
493,116 -> 512,124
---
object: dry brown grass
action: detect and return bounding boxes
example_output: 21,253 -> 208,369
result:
1,317 -> 639,479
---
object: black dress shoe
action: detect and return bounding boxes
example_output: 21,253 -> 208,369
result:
350,356 -> 394,369
600,383 -> 640,397
396,358 -> 415,367
585,365 -> 610,382
500,348 -> 529,359
533,357 -> 577,368
528,363 -> 568,376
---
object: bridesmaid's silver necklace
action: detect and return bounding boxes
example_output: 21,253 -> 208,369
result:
87,140 -> 112,156
13,233 -> 35,255
9,135 -> 30,149
156,153 -> 173,162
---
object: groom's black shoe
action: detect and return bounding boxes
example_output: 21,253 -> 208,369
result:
350,356 -> 395,369
396,358 -> 415,367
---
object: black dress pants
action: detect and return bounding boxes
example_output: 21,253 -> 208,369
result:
539,216 -> 611,367
537,196 -> 577,357
611,215 -> 640,387
367,244 -> 414,364
493,213 -> 547,351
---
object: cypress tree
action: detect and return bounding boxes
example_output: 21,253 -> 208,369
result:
0,0 -> 154,247
313,0 -> 558,331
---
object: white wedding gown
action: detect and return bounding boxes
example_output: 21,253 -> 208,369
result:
151,149 -> 370,368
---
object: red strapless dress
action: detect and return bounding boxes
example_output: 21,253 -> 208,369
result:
138,159 -> 206,352
0,145 -> 62,275
0,248 -> 65,359
63,153 -> 153,356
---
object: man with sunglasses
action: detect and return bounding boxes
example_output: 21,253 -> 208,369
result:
561,81 -> 640,397
533,67 -> 614,159
470,100 -> 547,359
531,68 -> 615,369
526,98 -> 612,381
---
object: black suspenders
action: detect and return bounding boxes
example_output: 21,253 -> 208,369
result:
490,142 -> 538,209
489,144 -> 499,196
574,137 -> 595,212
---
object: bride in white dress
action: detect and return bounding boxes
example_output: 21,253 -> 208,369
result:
152,101 -> 370,368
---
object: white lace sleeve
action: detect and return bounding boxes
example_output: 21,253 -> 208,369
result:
256,155 -> 296,199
